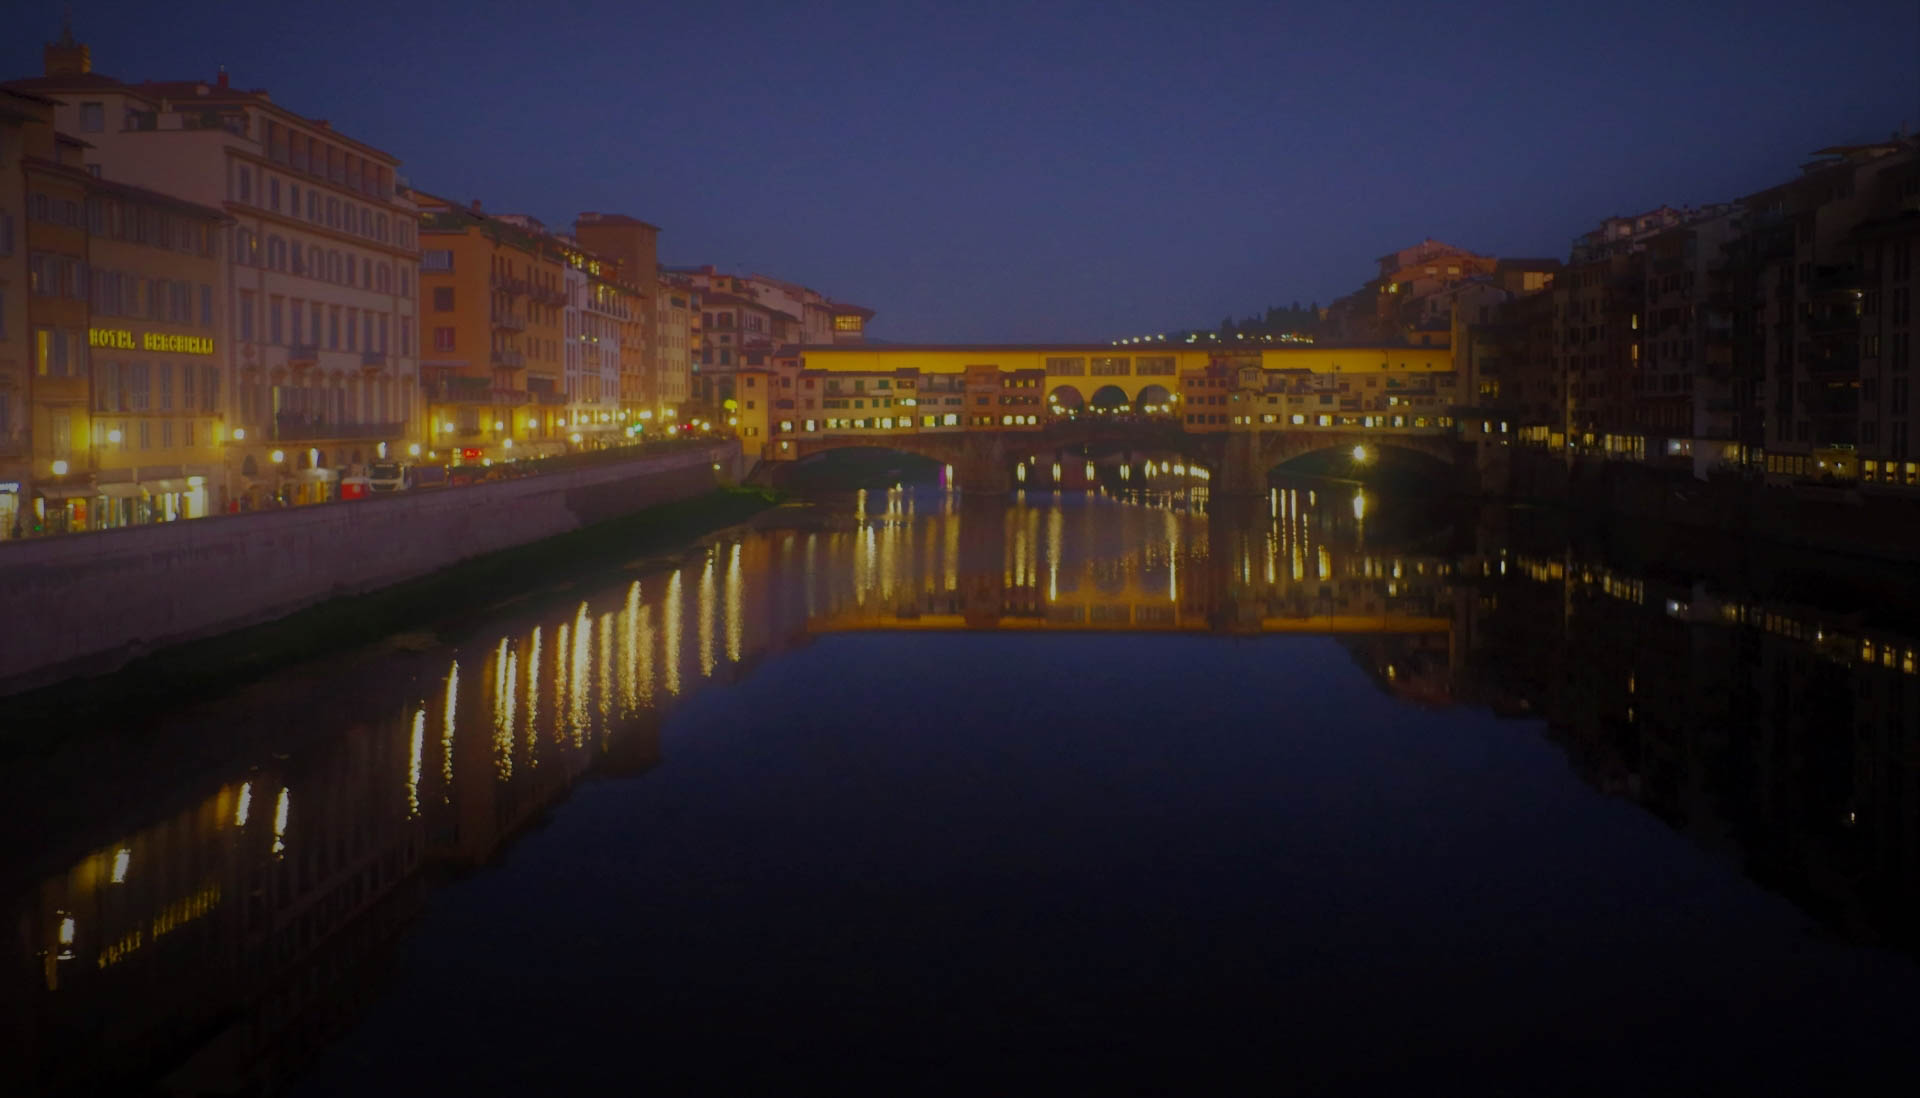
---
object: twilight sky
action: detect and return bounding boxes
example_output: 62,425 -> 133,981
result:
7,0 -> 1917,342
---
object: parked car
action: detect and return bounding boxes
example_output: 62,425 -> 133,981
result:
339,475 -> 373,501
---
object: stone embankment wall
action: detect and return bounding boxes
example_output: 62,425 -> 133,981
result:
0,444 -> 740,693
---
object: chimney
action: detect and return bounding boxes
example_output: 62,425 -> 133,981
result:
217,66 -> 229,89
42,14 -> 90,77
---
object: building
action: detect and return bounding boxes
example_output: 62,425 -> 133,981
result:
1741,140 -> 1920,484
571,213 -> 658,421
668,264 -> 873,414
0,83 -> 229,535
411,195 -> 568,461
6,30 -> 423,506
1853,178 -> 1920,488
653,272 -> 695,425
558,236 -> 650,444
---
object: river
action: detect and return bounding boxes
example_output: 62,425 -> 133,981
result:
5,485 -> 1918,1094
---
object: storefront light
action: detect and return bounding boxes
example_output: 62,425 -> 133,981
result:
50,460 -> 69,476
409,443 -> 422,456
270,450 -> 285,464
107,428 -> 123,444
232,427 -> 245,441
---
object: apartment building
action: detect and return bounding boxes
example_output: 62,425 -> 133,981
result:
7,33 -> 422,505
412,196 -> 567,460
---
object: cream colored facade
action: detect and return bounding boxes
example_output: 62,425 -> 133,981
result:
10,45 -> 420,505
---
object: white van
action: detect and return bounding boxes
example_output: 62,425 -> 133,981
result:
368,461 -> 410,492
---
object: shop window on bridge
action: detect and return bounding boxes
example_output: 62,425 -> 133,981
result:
1045,356 -> 1085,376
1137,356 -> 1175,376
1090,356 -> 1130,376
1291,414 -> 1306,425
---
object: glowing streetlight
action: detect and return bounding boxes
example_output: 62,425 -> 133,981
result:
270,449 -> 285,464
50,459 -> 69,476
1351,444 -> 1370,464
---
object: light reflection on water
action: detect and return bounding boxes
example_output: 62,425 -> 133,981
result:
5,486 -> 1920,1093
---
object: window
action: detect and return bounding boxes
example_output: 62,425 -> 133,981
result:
433,326 -> 455,351
158,363 -> 173,411
268,176 -> 280,211
328,306 -> 341,349
237,291 -> 255,341
80,102 -> 104,132
269,296 -> 284,344
201,284 -> 212,326
433,287 -> 454,311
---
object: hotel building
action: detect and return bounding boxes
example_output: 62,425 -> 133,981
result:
7,31 -> 421,506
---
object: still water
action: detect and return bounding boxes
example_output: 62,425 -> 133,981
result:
5,486 -> 1919,1094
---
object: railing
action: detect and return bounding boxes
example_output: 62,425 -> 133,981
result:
360,350 -> 388,369
287,343 -> 320,363
491,311 -> 527,332
491,349 -> 526,369
267,416 -> 406,442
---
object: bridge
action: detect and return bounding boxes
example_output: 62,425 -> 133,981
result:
737,343 -> 1504,494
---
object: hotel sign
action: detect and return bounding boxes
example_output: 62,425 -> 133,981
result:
88,328 -> 216,356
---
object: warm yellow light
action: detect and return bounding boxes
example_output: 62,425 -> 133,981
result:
107,428 -> 123,443
570,432 -> 583,444
639,410 -> 653,420
408,443 -> 422,456
232,427 -> 245,441
441,422 -> 454,433
270,449 -> 285,464
187,475 -> 205,487
494,420 -> 505,431
727,416 -> 738,426
1352,444 -> 1369,463
503,438 -> 514,449
111,848 -> 130,884
50,459 -> 69,476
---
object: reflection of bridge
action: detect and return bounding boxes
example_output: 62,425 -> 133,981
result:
777,416 -> 1474,496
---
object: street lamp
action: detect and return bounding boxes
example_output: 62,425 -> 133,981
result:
1351,444 -> 1370,464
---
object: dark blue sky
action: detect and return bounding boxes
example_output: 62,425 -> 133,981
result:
8,0 -> 1917,341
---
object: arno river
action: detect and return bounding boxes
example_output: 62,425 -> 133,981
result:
5,484 -> 1920,1094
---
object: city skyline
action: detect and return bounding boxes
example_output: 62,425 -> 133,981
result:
4,0 -> 1913,342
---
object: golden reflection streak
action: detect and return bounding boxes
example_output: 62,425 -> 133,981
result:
1166,509 -> 1179,604
496,644 -> 518,781
665,570 -> 683,696
234,781 -> 253,827
271,787 -> 290,857
406,709 -> 423,818
726,542 -> 743,664
554,622 -> 570,743
570,602 -> 591,745
524,626 -> 542,766
597,612 -> 615,741
1047,502 -> 1063,602
944,512 -> 958,595
442,659 -> 459,799
620,582 -> 641,715
636,603 -> 655,708
699,552 -> 717,678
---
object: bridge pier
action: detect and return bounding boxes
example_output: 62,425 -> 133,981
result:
955,433 -> 1012,495
1218,430 -> 1267,497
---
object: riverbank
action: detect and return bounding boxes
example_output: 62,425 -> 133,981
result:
2,487 -> 780,738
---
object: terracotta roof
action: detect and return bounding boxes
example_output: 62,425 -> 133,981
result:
2,72 -> 131,93
828,302 -> 875,318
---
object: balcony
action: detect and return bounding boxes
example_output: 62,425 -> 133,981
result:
425,377 -> 493,404
287,342 -> 320,366
491,274 -> 529,296
491,349 -> 526,369
360,350 -> 388,370
491,311 -> 527,332
268,415 -> 405,443
1804,309 -> 1859,338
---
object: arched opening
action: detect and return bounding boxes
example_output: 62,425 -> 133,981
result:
1046,386 -> 1085,419
1268,441 -> 1453,494
1135,384 -> 1172,416
777,445 -> 944,492
1089,385 -> 1129,414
